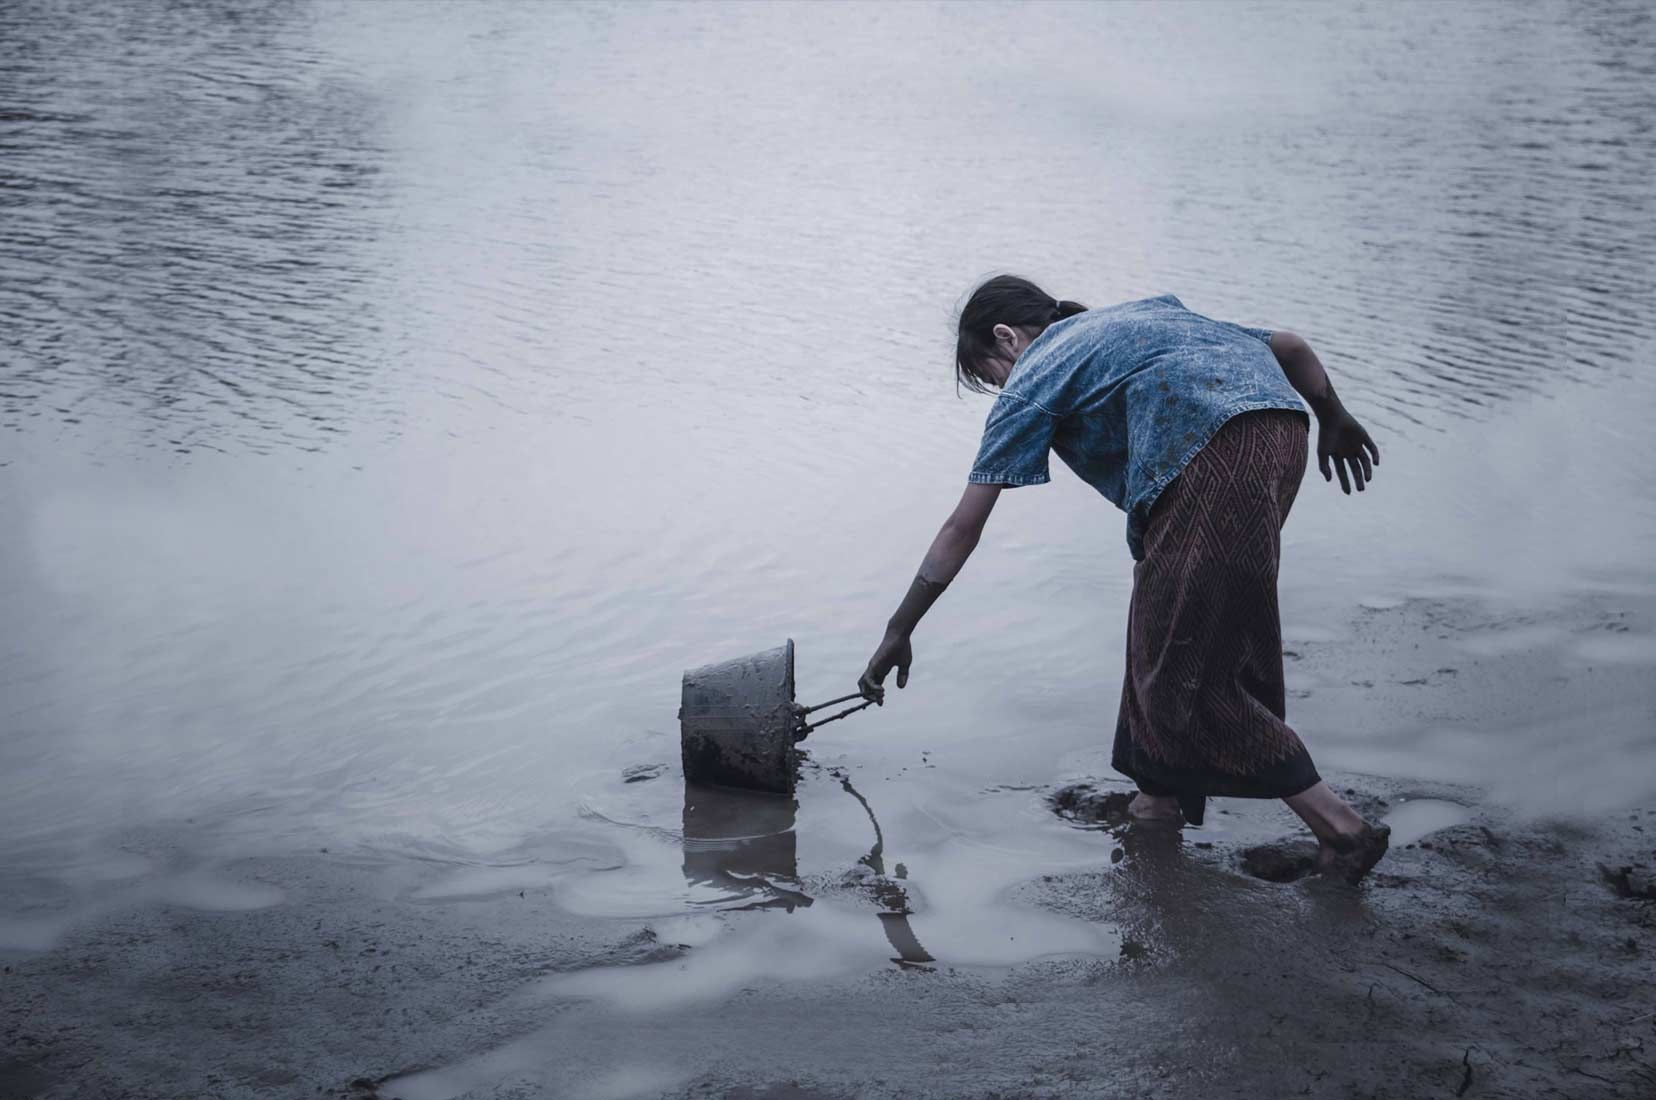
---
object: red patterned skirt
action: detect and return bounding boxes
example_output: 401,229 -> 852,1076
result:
1111,409 -> 1319,826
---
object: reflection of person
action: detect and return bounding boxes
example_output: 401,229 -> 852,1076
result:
858,275 -> 1390,884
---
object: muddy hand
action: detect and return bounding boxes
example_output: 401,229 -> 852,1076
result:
1316,405 -> 1380,494
858,631 -> 912,705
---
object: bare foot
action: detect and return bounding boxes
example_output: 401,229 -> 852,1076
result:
1316,822 -> 1391,884
1128,793 -> 1183,824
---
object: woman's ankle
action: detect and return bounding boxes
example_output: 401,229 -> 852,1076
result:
1284,781 -> 1367,843
1128,792 -> 1181,820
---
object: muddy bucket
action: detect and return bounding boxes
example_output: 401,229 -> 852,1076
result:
679,638 -> 873,794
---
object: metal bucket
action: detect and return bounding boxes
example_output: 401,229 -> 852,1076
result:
679,638 -> 873,794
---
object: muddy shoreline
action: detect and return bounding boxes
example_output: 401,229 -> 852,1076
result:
5,590 -> 1656,1100
4,779 -> 1653,1099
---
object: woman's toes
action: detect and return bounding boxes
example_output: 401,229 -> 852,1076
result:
1319,822 -> 1392,885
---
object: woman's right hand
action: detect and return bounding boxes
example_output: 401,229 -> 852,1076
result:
1315,403 -> 1379,494
858,631 -> 913,704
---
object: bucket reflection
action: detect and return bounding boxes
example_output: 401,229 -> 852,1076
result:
680,782 -> 811,911
678,778 -> 934,966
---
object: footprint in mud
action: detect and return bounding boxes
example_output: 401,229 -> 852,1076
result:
1050,782 -> 1135,826
1600,863 -> 1656,900
1239,842 -> 1320,883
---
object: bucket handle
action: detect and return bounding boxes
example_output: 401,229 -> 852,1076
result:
793,691 -> 876,738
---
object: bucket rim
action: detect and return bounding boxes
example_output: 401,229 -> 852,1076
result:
783,636 -> 796,704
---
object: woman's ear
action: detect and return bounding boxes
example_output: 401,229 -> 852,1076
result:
991,323 -> 1016,350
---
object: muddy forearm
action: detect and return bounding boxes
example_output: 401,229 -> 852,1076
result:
1270,331 -> 1343,419
885,524 -> 979,638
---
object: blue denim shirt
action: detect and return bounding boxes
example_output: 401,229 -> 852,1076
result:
968,294 -> 1306,560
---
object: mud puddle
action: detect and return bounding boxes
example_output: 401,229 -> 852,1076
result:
1384,796 -> 1475,846
381,764 -> 1126,1100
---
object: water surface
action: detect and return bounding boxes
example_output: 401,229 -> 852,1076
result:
3,0 -> 1654,963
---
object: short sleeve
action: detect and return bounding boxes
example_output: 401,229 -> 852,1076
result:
967,392 -> 1054,487
1229,322 -> 1275,346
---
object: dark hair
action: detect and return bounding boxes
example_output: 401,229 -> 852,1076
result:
955,274 -> 1088,394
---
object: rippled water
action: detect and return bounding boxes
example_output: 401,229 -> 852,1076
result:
3,0 -> 1655,962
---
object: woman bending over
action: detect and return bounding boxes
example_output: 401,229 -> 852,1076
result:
859,275 -> 1390,884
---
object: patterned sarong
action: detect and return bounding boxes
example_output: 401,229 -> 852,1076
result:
1111,409 -> 1320,825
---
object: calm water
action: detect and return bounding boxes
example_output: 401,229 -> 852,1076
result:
3,0 -> 1655,960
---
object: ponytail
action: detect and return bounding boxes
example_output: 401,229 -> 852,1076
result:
1054,298 -> 1087,322
956,275 -> 1087,394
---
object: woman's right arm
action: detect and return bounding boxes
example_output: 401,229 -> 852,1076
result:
858,482 -> 1001,701
1269,331 -> 1381,494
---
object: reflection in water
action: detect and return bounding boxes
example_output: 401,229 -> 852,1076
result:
877,912 -> 937,970
1383,797 -> 1474,847
827,769 -> 936,967
681,775 -> 934,966
680,782 -> 808,912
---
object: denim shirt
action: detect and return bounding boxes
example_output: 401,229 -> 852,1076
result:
967,294 -> 1306,560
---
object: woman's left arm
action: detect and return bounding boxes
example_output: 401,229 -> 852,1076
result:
859,483 -> 1002,702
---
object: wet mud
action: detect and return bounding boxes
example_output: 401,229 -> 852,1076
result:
6,783 -> 1653,1099
1601,862 -> 1656,902
7,589 -> 1656,1099
1238,842 -> 1319,883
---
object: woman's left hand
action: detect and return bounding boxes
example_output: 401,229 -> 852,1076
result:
1316,405 -> 1379,494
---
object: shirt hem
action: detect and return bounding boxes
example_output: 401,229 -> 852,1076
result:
1123,397 -> 1307,558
